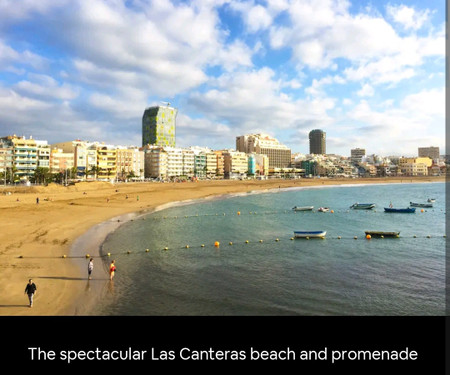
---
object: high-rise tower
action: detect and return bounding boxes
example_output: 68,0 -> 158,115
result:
309,129 -> 326,155
142,105 -> 177,147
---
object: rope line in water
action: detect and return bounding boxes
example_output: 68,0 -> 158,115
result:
10,233 -> 444,259
147,208 -> 444,221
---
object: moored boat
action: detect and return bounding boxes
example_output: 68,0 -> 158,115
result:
350,203 -> 375,209
384,207 -> 416,213
365,231 -> 400,238
410,202 -> 433,208
427,198 -> 435,203
294,230 -> 326,238
292,206 -> 314,211
317,207 -> 329,212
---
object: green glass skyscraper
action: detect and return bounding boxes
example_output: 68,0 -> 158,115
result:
142,105 -> 177,147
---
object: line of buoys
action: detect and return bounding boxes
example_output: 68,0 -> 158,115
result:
18,230 -> 447,261
144,207 -> 441,224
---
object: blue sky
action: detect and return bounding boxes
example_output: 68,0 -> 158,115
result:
0,0 -> 445,156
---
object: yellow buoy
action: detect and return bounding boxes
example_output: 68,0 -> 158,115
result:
259,240 -> 263,243
164,247 -> 168,251
331,210 -> 334,213
337,236 -> 341,239
427,235 -> 431,238
245,240 -> 249,243
201,244 -> 205,247
306,236 -> 310,240
107,252 -> 111,257
145,249 -> 149,252
229,242 -> 233,245
413,235 -> 417,238
127,250 -> 131,254
366,234 -> 371,240
85,254 -> 90,258
275,238 -> 279,242
62,255 -> 66,258
237,211 -> 241,215
354,236 -> 357,240
214,241 -> 220,247
290,237 -> 294,240
380,235 -> 384,238
185,245 -> 189,248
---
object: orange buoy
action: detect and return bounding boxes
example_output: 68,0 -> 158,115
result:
366,234 -> 371,239
237,211 -> 241,215
214,241 -> 220,247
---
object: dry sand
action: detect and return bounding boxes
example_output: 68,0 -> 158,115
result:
0,176 -> 444,316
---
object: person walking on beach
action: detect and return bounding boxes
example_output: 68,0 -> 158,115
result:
109,260 -> 116,281
88,258 -> 94,280
24,279 -> 37,307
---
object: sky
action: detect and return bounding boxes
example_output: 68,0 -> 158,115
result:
0,0 -> 445,156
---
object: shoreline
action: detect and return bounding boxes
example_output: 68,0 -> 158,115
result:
0,176 -> 445,316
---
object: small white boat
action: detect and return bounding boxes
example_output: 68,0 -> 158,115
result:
350,203 -> 375,210
294,230 -> 326,238
318,207 -> 329,212
410,202 -> 433,208
427,198 -> 436,203
292,206 -> 314,211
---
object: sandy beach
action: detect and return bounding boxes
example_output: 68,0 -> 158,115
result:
0,176 -> 444,316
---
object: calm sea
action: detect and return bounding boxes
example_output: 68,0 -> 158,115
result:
90,182 -> 445,316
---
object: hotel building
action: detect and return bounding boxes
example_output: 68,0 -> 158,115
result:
116,147 -> 145,180
398,157 -> 432,176
142,105 -> 177,147
309,129 -> 326,155
418,147 -> 440,161
223,150 -> 248,179
0,135 -> 39,180
236,134 -> 291,168
350,148 -> 366,164
50,148 -> 75,174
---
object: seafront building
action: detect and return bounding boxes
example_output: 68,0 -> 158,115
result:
398,157 -> 432,176
116,147 -> 145,181
0,146 -> 13,182
50,148 -> 75,174
236,133 -> 291,169
96,145 -> 117,181
205,151 -> 218,178
309,129 -> 326,155
418,147 -> 440,162
142,105 -> 177,148
350,148 -> 366,164
223,150 -> 248,179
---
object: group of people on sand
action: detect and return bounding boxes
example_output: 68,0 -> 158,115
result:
87,258 -> 117,281
24,258 -> 117,308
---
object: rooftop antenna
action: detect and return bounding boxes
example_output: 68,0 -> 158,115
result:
160,101 -> 170,106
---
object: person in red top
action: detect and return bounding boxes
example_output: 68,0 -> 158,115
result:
109,260 -> 116,281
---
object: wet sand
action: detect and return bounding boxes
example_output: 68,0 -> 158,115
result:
0,176 -> 444,316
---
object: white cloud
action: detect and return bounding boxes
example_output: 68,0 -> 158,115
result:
357,83 -> 374,97
346,87 -> 444,154
187,67 -> 335,141
14,74 -> 79,101
267,0 -> 443,88
386,4 -> 431,31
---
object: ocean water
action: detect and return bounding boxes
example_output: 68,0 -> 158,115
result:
91,182 -> 446,316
